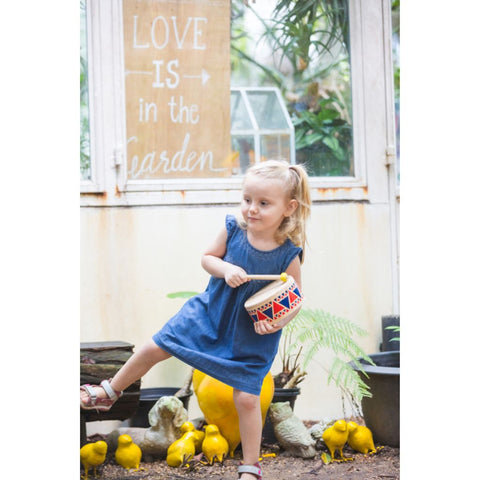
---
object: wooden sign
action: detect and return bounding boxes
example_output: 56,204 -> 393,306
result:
123,0 -> 231,180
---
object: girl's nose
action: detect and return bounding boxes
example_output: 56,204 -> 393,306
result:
249,202 -> 258,213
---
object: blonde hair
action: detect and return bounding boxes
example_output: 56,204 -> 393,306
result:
241,160 -> 311,259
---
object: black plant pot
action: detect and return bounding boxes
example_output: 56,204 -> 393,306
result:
350,351 -> 400,447
128,387 -> 193,428
262,387 -> 301,444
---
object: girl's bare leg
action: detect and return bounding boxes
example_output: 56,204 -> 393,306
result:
81,339 -> 171,402
233,389 -> 262,480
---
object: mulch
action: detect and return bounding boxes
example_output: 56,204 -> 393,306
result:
83,434 -> 399,480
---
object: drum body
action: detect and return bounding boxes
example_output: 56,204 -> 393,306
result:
244,275 -> 303,325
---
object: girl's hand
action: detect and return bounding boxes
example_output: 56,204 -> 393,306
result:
254,320 -> 283,335
224,265 -> 249,288
253,308 -> 299,335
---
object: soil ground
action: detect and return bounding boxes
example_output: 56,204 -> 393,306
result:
83,432 -> 399,480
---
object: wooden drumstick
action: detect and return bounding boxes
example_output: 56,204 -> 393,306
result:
247,272 -> 288,282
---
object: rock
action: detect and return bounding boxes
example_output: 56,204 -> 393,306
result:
107,396 -> 188,458
308,417 -> 336,450
269,402 -> 316,458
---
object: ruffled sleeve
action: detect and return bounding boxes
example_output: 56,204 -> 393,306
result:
225,214 -> 239,241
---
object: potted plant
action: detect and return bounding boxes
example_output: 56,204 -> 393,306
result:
349,315 -> 400,447
261,307 -> 373,444
275,307 -> 374,411
269,325 -> 306,410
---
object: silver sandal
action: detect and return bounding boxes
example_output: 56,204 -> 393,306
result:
80,379 -> 123,412
238,462 -> 262,479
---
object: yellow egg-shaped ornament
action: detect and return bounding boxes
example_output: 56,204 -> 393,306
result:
192,370 -> 274,456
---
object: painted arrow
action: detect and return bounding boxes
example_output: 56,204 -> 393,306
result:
124,70 -> 152,76
182,68 -> 210,86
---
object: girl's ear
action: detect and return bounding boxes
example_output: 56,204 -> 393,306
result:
285,199 -> 299,217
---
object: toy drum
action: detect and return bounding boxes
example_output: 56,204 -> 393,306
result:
244,275 -> 303,325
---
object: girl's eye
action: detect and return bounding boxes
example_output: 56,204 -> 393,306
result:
261,201 -> 268,206
244,197 -> 251,204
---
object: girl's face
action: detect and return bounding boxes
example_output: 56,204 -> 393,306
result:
241,173 -> 297,238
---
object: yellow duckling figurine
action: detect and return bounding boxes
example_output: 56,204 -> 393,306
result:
202,424 -> 229,465
322,419 -> 352,462
192,370 -> 274,456
347,421 -> 378,454
115,434 -> 143,471
166,431 -> 196,468
180,421 -> 205,453
80,440 -> 107,480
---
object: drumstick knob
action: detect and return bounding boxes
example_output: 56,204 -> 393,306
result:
280,272 -> 288,282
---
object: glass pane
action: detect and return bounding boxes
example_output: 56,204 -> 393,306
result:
246,91 -> 289,129
231,91 -> 253,130
80,0 -> 91,180
231,135 -> 255,173
260,134 -> 291,162
231,0 -> 353,177
392,0 -> 400,185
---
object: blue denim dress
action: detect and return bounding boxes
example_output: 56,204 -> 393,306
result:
153,215 -> 302,395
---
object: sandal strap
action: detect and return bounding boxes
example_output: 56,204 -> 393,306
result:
238,463 -> 262,478
81,384 -> 97,402
100,379 -> 122,400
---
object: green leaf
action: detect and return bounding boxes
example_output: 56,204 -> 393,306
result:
321,452 -> 332,464
166,291 -> 198,299
385,325 -> 400,333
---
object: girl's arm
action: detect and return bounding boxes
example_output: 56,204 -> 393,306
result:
201,225 -> 249,288
254,254 -> 302,335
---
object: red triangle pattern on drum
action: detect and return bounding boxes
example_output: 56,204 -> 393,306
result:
273,301 -> 286,315
256,310 -> 269,321
288,289 -> 300,304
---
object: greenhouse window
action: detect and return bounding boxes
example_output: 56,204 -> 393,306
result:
230,87 -> 295,174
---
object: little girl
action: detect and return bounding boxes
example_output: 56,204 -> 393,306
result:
81,159 -> 311,480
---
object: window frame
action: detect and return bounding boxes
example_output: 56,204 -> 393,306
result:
80,0 -> 388,206
80,0 -> 104,193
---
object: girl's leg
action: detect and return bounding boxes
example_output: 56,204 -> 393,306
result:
81,339 -> 171,403
233,389 -> 262,480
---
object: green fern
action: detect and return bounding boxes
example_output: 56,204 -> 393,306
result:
283,308 -> 375,403
328,357 -> 372,401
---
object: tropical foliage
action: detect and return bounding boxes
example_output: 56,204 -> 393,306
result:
231,0 -> 353,176
280,307 -> 374,413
